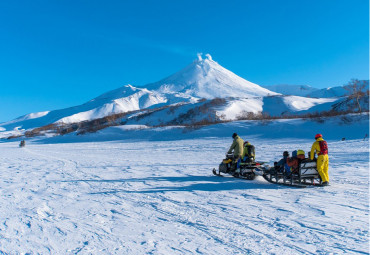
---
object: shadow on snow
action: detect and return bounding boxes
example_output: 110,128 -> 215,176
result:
56,175 -> 289,194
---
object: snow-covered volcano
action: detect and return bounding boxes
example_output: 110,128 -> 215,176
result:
146,54 -> 277,99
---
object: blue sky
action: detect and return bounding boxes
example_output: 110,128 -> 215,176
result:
0,0 -> 368,122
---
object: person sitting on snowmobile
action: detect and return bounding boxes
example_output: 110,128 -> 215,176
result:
227,133 -> 244,170
274,151 -> 291,176
19,140 -> 25,148
310,134 -> 329,185
241,141 -> 255,163
287,150 -> 305,174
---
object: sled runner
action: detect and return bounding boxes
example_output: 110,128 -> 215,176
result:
262,159 -> 325,187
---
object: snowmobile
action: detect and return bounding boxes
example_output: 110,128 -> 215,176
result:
212,154 -> 265,180
19,140 -> 25,148
261,159 -> 325,188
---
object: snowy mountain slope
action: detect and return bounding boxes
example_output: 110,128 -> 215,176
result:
0,85 -> 168,131
115,95 -> 340,127
264,84 -> 319,97
331,95 -> 370,112
306,80 -> 369,98
307,86 -> 348,98
265,80 -> 369,98
125,97 -> 265,126
261,96 -> 338,117
2,111 -> 50,125
217,97 -> 264,120
58,86 -> 168,124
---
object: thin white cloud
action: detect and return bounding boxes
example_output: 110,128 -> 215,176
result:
91,31 -> 196,57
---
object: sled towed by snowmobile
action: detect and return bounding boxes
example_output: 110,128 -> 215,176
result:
212,154 -> 326,188
261,159 -> 324,187
212,154 -> 265,180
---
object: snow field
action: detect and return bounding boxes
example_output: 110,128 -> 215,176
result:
0,138 -> 368,254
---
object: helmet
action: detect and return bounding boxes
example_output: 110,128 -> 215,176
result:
232,133 -> 238,139
297,149 -> 305,156
292,150 -> 297,157
283,151 -> 289,157
315,134 -> 322,139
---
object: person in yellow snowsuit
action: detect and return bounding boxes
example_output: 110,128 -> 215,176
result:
310,134 -> 329,185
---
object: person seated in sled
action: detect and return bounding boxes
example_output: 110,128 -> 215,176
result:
241,141 -> 255,163
227,133 -> 244,171
287,150 -> 305,174
274,151 -> 291,176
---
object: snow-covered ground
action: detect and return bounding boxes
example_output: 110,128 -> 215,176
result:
0,137 -> 368,254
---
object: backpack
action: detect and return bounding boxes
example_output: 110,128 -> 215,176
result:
318,141 -> 328,155
245,144 -> 255,158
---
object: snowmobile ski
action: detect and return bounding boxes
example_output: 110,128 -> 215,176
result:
212,168 -> 223,177
212,168 -> 256,180
262,174 -> 308,188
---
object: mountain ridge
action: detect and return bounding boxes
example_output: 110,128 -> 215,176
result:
264,81 -> 369,98
1,54 -> 367,139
